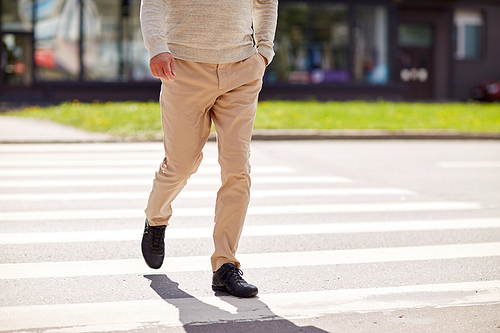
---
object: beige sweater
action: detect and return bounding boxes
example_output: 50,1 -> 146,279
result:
140,0 -> 278,64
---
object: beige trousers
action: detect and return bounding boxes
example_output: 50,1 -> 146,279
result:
145,52 -> 266,271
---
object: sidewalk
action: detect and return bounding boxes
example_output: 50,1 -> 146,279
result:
0,116 -> 114,143
1,115 -> 499,143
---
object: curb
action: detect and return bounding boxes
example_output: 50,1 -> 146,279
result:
1,129 -> 499,144
246,129 -> 500,141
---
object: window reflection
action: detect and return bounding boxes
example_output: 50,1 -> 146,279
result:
268,2 -> 309,84
1,33 -> 33,86
2,1 -> 391,86
82,0 -> 152,81
353,6 -> 389,85
83,0 -> 120,81
454,9 -> 484,60
266,3 -> 388,86
267,2 -> 349,85
2,0 -> 33,32
33,0 -> 83,81
129,0 -> 154,81
310,5 -> 349,84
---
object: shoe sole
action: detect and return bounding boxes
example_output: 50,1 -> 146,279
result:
212,285 -> 258,298
143,261 -> 163,269
141,250 -> 164,269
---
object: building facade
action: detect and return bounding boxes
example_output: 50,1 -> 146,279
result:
1,0 -> 499,103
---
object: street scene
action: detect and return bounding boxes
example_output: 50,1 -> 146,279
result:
1,0 -> 500,331
1,139 -> 499,332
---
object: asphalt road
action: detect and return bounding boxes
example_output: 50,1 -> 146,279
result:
0,140 -> 499,332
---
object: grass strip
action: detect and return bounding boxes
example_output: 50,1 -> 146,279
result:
255,100 -> 500,132
5,100 -> 500,139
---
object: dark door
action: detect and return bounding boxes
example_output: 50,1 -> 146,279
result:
396,23 -> 434,100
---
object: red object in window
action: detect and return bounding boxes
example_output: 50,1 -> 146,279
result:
35,49 -> 57,69
13,61 -> 26,75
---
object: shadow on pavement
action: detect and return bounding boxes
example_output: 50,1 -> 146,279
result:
145,274 -> 328,333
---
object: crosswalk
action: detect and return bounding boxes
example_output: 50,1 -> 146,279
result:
0,142 -> 499,332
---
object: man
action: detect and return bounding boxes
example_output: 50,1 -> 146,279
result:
139,0 -> 278,298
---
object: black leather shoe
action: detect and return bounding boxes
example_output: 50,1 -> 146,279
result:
141,219 -> 166,269
212,263 -> 258,297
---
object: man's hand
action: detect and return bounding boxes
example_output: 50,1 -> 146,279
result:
259,53 -> 268,66
150,52 -> 176,81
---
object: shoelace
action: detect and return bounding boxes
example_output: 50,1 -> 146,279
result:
227,266 -> 245,282
148,226 -> 165,253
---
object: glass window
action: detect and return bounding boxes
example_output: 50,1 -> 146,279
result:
2,0 -> 33,32
128,0 -> 154,81
454,9 -> 484,60
309,4 -> 349,84
353,6 -> 389,85
1,33 -> 33,85
265,2 -> 349,85
83,0 -> 120,81
266,2 -> 309,84
398,23 -> 433,47
30,0 -> 156,82
34,0 -> 81,81
83,0 -> 150,81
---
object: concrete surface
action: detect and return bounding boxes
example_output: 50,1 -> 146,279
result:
0,116 -> 114,143
1,115 -> 499,143
1,141 -> 499,332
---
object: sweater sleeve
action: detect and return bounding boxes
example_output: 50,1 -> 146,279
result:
253,0 -> 278,65
140,0 -> 170,60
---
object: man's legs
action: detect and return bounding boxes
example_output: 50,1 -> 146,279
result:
145,59 -> 219,226
210,53 -> 266,272
142,59 -> 219,269
143,53 -> 265,297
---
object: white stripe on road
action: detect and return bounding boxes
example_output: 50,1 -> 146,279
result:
0,159 -> 162,167
0,202 -> 481,221
0,157 -> 217,167
0,166 -> 295,177
0,218 -> 498,245
0,179 -> 153,187
0,142 -> 164,153
0,192 -> 151,201
0,188 -> 416,201
0,153 -> 166,163
1,280 -> 499,331
1,242 -> 499,279
0,176 -> 352,188
437,161 -> 500,168
0,158 -> 216,167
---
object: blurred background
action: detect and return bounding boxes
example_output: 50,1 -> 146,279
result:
1,0 -> 499,104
